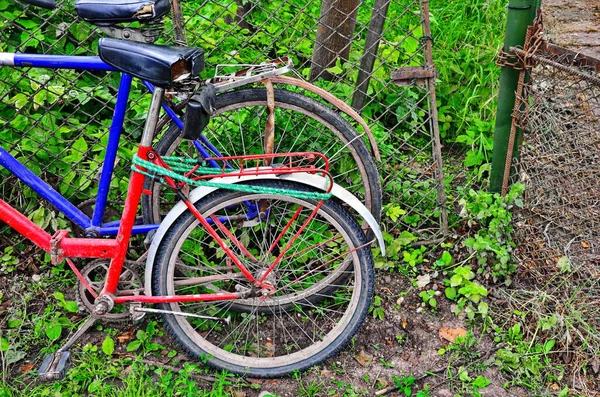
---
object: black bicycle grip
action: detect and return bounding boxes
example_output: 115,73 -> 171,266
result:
21,0 -> 56,10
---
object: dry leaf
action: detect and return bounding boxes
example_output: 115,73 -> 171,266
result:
582,241 -> 590,248
416,274 -> 431,289
354,350 -> 374,367
550,383 -> 560,391
438,327 -> 467,343
19,363 -> 35,373
401,316 -> 408,329
591,359 -> 600,374
264,342 -> 275,357
116,329 -> 135,343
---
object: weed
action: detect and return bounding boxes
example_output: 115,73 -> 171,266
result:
392,375 -> 434,397
395,333 -> 408,345
443,265 -> 489,320
459,184 -> 524,284
379,358 -> 395,368
126,321 -> 165,355
0,246 -> 19,273
294,371 -> 325,397
370,295 -> 385,321
418,289 -> 438,310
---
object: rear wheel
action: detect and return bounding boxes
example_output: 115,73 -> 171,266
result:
151,180 -> 375,377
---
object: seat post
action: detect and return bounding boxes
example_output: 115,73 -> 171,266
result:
140,87 -> 165,147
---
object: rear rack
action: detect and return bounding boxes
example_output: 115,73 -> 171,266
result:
210,58 -> 293,92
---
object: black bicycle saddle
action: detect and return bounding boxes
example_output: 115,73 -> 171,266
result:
98,38 -> 204,86
75,0 -> 171,25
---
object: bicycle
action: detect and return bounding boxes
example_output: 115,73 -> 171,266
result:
1,0 -> 386,380
14,0 -> 383,227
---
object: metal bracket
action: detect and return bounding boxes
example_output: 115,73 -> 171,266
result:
98,26 -> 157,43
50,230 -> 69,264
391,66 -> 436,87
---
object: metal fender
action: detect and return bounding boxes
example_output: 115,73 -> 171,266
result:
144,172 -> 385,296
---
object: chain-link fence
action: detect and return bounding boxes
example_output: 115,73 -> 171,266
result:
499,32 -> 600,375
0,0 -> 447,265
512,42 -> 600,274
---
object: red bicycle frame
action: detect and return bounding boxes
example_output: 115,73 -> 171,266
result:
0,86 -> 335,309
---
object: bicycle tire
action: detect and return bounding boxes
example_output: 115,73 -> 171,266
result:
151,180 -> 375,377
141,88 -> 382,226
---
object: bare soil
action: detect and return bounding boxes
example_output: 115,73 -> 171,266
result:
543,0 -> 600,60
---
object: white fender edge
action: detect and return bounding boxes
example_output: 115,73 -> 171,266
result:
144,172 -> 385,296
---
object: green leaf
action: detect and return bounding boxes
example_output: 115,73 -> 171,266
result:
72,136 -> 88,153
126,340 -> 141,352
472,375 -> 490,389
0,337 -> 8,352
45,324 -> 62,341
558,387 -> 569,397
449,274 -> 463,287
396,231 -> 417,246
102,336 -> 115,356
544,339 -> 556,353
478,301 -> 489,316
463,150 -> 484,167
10,93 -> 29,109
445,287 -> 457,300
17,19 -> 39,29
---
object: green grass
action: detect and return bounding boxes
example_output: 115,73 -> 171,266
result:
430,0 -> 506,140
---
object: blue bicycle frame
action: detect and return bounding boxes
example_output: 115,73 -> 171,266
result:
0,52 -> 226,236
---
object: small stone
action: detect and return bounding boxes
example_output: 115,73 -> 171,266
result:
416,307 -> 423,313
354,350 -> 374,367
32,274 -> 41,282
416,274 -> 430,289
432,284 -> 438,291
434,291 -> 442,296
384,275 -> 392,283
396,297 -> 404,306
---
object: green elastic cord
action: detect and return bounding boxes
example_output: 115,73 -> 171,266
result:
131,155 -> 332,200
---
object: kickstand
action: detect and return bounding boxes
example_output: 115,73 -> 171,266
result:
38,315 -> 98,382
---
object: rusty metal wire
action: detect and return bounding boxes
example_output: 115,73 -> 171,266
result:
500,38 -> 600,379
0,0 -> 447,264
513,47 -> 600,274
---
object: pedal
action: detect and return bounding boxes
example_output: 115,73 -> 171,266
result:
38,351 -> 71,382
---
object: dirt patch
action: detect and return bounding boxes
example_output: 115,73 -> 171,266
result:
543,0 -> 600,60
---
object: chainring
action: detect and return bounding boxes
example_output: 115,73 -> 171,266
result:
77,259 -> 144,322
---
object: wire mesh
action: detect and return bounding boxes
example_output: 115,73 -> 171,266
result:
497,42 -> 600,377
0,0 -> 447,266
513,48 -> 600,276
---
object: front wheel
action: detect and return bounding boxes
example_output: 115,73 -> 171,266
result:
151,180 -> 374,377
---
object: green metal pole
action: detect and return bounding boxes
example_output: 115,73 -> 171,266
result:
489,0 -> 539,193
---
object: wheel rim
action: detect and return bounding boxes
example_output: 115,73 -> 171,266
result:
162,192 -> 365,369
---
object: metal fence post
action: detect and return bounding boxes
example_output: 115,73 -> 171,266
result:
489,0 -> 540,193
